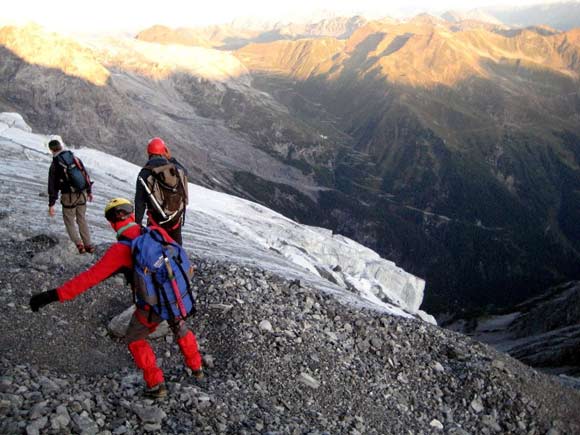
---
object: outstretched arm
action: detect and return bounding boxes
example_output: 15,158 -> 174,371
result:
56,243 -> 132,301
30,242 -> 133,311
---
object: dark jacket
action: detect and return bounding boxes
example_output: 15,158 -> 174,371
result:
134,156 -> 188,226
48,150 -> 92,207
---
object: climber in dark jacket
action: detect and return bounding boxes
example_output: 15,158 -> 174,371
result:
134,137 -> 188,245
47,138 -> 95,254
29,198 -> 202,399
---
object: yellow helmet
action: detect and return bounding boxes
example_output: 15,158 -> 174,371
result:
104,198 -> 134,222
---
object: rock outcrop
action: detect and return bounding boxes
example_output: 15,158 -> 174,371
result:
446,281 -> 580,376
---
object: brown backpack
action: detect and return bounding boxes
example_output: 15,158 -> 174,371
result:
142,163 -> 188,225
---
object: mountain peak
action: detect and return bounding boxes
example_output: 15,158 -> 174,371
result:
441,9 -> 504,26
407,13 -> 446,26
135,24 -> 212,48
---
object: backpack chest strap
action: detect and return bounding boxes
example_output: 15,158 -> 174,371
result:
116,222 -> 139,239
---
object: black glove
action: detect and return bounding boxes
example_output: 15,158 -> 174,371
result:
30,289 -> 59,312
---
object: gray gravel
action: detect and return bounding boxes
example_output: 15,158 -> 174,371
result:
1,235 -> 580,434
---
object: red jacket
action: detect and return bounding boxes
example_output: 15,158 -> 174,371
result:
57,224 -> 142,302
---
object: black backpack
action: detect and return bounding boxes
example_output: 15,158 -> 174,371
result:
57,151 -> 90,192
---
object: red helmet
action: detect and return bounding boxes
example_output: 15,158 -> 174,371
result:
147,137 -> 167,156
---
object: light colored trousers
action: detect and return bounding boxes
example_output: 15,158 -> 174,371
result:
61,192 -> 91,246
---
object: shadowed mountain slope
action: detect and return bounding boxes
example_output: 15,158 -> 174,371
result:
235,19 -> 580,312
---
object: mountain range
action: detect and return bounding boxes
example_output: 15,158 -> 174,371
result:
1,14 -> 580,315
232,15 -> 580,314
133,1 -> 580,41
136,16 -> 368,50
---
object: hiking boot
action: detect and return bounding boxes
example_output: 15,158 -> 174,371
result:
84,245 -> 96,254
144,382 -> 167,399
192,369 -> 204,380
76,243 -> 86,254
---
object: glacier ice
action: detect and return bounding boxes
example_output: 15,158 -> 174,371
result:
0,112 -> 434,323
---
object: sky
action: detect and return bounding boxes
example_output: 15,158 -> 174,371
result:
0,0 -> 564,33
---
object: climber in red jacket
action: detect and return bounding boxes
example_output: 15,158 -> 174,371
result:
29,198 -> 203,399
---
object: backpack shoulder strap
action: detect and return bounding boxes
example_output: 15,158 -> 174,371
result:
73,154 -> 89,174
73,155 -> 91,189
116,222 -> 139,240
118,238 -> 132,247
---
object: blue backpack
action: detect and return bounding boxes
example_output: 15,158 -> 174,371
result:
122,226 -> 195,320
57,150 -> 89,192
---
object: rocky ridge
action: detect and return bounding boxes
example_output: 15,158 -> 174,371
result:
135,16 -> 368,50
1,235 -> 579,434
445,281 -> 580,376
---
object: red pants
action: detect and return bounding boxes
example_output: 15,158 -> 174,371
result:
126,307 -> 202,388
